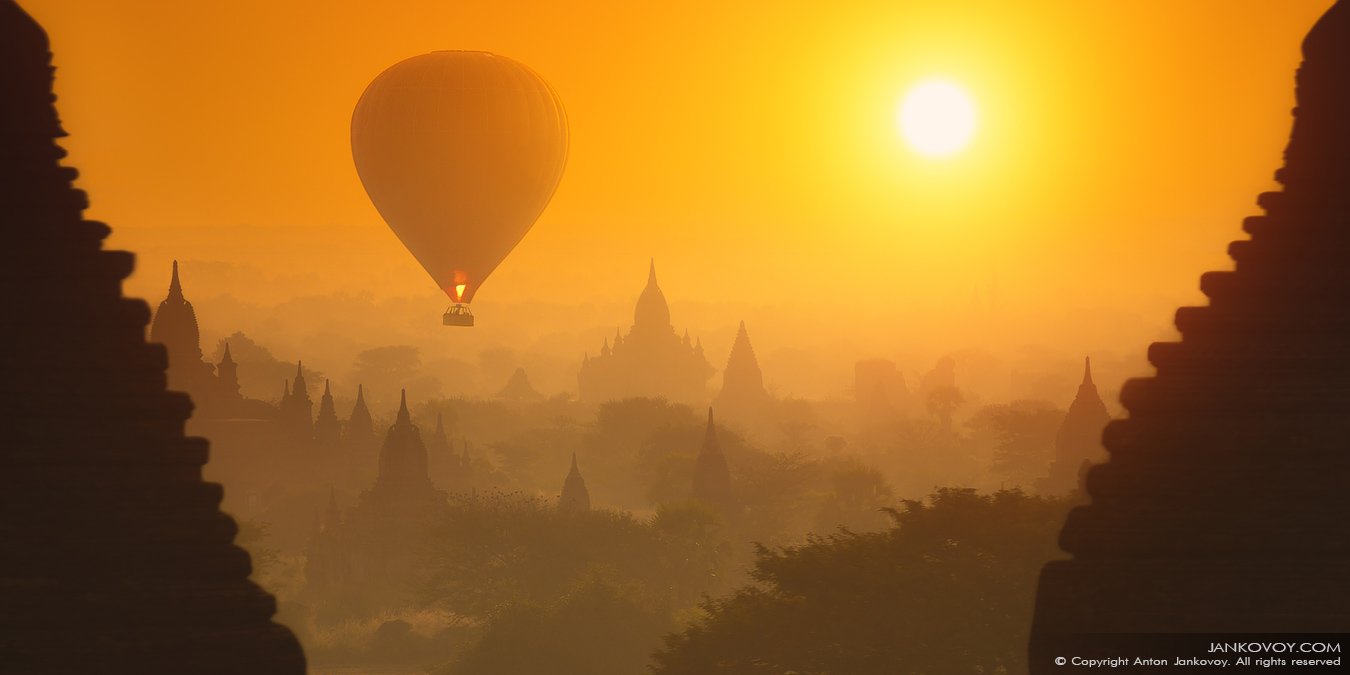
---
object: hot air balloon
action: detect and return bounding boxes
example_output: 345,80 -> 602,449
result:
351,51 -> 568,326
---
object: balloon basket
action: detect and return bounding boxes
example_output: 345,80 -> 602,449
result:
443,303 -> 475,327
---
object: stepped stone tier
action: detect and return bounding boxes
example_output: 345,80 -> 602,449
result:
1030,2 -> 1350,668
0,1 -> 305,672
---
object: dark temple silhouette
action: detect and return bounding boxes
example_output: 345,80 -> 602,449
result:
0,2 -> 305,671
1029,2 -> 1350,668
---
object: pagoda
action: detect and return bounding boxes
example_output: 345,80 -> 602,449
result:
1037,357 -> 1111,495
277,361 -> 313,440
691,408 -> 734,512
558,453 -> 591,513
578,260 -> 714,404
498,366 -> 544,401
0,2 -> 304,670
713,320 -> 772,423
313,380 -> 341,447
148,260 -> 217,398
1030,3 -> 1350,668
344,383 -> 375,449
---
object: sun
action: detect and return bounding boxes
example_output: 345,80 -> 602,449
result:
897,79 -> 977,158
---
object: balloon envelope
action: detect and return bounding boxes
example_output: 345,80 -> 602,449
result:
351,51 -> 568,304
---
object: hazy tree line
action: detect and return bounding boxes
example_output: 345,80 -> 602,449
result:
205,335 -> 1085,674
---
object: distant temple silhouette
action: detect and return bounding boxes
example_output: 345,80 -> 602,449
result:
277,361 -> 314,440
148,260 -> 216,396
559,453 -> 591,513
691,408 -> 735,511
1030,3 -> 1350,668
148,260 -> 260,418
498,366 -> 544,401
1037,357 -> 1110,495
372,390 -> 434,499
578,260 -> 714,404
314,380 -> 342,447
0,1 -> 304,671
304,391 -> 450,619
345,383 -> 376,449
713,320 -> 772,422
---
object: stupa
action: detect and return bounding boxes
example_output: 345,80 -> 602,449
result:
691,408 -> 734,511
558,453 -> 591,513
713,320 -> 772,422
1037,357 -> 1111,495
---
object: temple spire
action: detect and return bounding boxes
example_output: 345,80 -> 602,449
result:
396,389 -> 410,425
216,342 -> 240,401
344,383 -> 374,448
559,452 -> 591,513
375,388 -> 430,493
715,319 -> 770,421
1038,355 -> 1111,495
633,259 -> 671,329
691,407 -> 733,511
313,379 -> 340,446
168,260 -> 183,298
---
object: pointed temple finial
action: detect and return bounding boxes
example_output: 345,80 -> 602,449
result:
221,341 -> 234,364
167,259 -> 183,299
323,379 -> 331,396
1082,356 -> 1093,386
356,383 -> 365,403
692,406 -> 733,510
634,258 -> 672,329
396,388 -> 410,425
559,451 -> 590,512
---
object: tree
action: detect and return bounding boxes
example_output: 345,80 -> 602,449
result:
438,580 -> 671,675
651,488 -> 1071,675
925,385 -> 965,430
979,400 -> 1064,488
351,345 -> 442,410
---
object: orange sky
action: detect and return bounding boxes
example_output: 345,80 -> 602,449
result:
18,0 -> 1335,401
